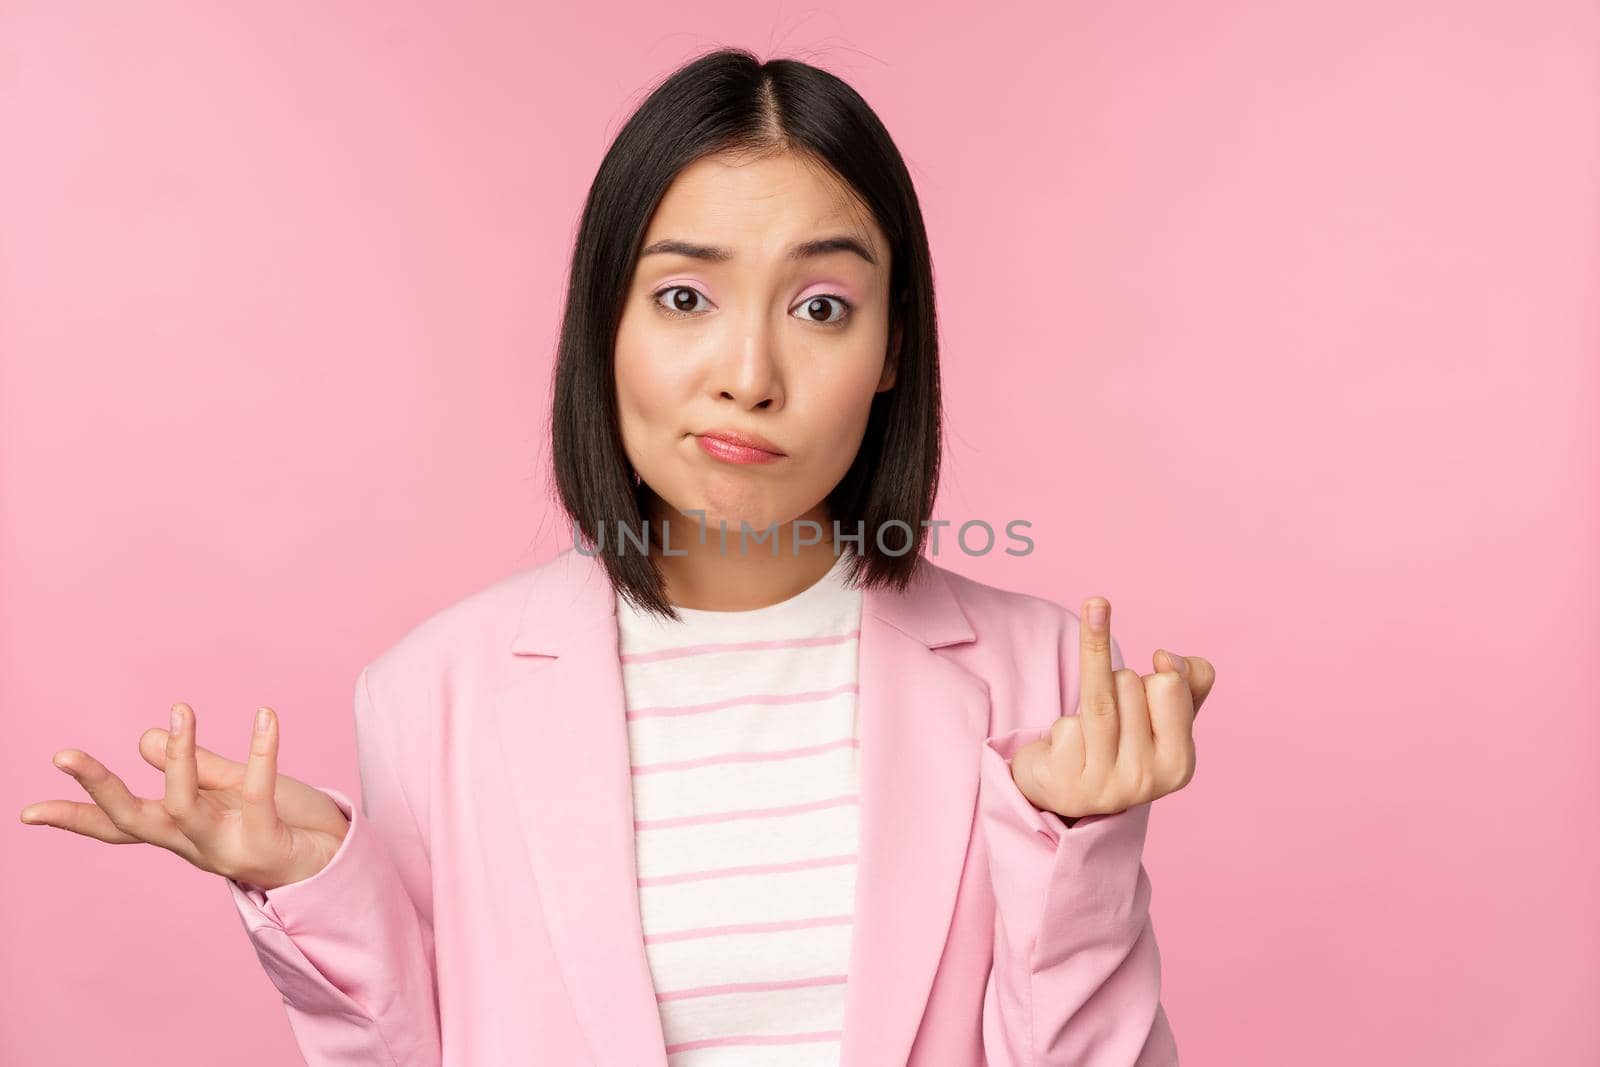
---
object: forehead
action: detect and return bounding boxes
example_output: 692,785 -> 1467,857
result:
643,151 -> 886,263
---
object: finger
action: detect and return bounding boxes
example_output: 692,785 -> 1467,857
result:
1157,649 -> 1215,719
48,749 -> 180,847
163,703 -> 215,845
1077,597 -> 1119,775
1044,710 -> 1087,783
1113,669 -> 1154,779
241,707 -> 284,843
1183,655 -> 1216,717
138,727 -> 245,790
1147,667 -> 1196,787
20,797 -> 141,843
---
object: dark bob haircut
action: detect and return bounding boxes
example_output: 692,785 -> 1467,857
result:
548,47 -> 943,620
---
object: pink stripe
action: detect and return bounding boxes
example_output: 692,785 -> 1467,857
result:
620,629 -> 859,664
643,913 -> 852,945
631,736 -> 859,776
634,793 -> 859,830
625,682 -> 859,720
665,1030 -> 843,1054
656,973 -> 848,1003
638,852 -> 856,887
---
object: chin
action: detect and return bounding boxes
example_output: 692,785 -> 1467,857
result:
673,488 -> 794,544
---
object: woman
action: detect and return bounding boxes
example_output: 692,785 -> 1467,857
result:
19,48 -> 1214,1066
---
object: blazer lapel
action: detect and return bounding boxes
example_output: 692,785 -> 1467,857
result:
493,548 -> 986,1067
494,548 -> 670,1067
841,559 -> 987,1067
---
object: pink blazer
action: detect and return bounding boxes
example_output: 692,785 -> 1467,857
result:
226,547 -> 1179,1065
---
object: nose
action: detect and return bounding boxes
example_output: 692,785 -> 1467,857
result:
707,319 -> 784,411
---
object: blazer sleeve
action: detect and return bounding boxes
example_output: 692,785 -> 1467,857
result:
224,665 -> 442,1067
978,632 -> 1181,1066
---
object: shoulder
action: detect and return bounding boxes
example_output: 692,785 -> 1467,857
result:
924,557 -> 1077,645
922,556 -> 1125,670
919,559 -> 1127,736
360,559 -> 546,695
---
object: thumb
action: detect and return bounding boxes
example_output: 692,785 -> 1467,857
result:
1157,648 -> 1213,718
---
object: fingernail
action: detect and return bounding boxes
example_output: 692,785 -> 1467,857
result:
1087,600 -> 1108,630
256,708 -> 271,734
170,706 -> 183,733
21,807 -> 38,823
52,753 -> 73,772
1166,650 -> 1187,672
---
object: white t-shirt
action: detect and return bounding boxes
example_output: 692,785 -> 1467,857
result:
615,551 -> 863,1065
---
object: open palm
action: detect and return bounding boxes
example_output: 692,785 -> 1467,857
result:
19,702 -> 349,891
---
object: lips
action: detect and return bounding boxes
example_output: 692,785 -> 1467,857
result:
695,428 -> 785,456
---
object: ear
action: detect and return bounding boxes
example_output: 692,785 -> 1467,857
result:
877,320 -> 902,392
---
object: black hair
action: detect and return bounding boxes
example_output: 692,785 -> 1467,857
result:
548,47 -> 942,620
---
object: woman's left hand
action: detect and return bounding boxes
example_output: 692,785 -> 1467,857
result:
1011,596 -> 1216,821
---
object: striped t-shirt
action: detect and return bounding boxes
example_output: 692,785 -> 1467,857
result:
615,551 -> 863,1066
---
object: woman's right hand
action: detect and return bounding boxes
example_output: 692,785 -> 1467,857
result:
18,702 -> 351,891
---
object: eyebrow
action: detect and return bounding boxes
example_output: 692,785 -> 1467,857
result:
639,234 -> 879,267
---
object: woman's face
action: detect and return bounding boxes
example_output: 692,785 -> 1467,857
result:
614,149 -> 898,547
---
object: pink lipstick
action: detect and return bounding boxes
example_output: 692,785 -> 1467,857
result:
694,429 -> 786,465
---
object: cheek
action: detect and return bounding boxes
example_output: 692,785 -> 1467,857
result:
804,352 -> 885,457
614,330 -> 690,428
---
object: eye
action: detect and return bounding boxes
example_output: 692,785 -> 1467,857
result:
792,294 -> 853,327
650,286 -> 854,327
651,285 -> 713,317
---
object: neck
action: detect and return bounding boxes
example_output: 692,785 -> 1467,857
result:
639,497 -> 843,612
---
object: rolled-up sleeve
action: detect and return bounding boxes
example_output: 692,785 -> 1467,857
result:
225,666 -> 442,1066
978,632 -> 1179,1066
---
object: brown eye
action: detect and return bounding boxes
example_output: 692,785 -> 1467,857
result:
793,295 -> 851,325
653,286 -> 712,316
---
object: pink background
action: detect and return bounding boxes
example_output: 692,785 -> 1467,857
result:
4,3 -> 1596,1064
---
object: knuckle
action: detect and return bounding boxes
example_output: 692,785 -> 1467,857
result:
114,806 -> 155,840
1023,749 -> 1059,800
1125,762 -> 1159,801
1093,784 -> 1125,815
103,806 -> 136,835
1153,761 -> 1180,793
1084,693 -> 1118,717
1162,746 -> 1197,791
1028,755 -> 1056,795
